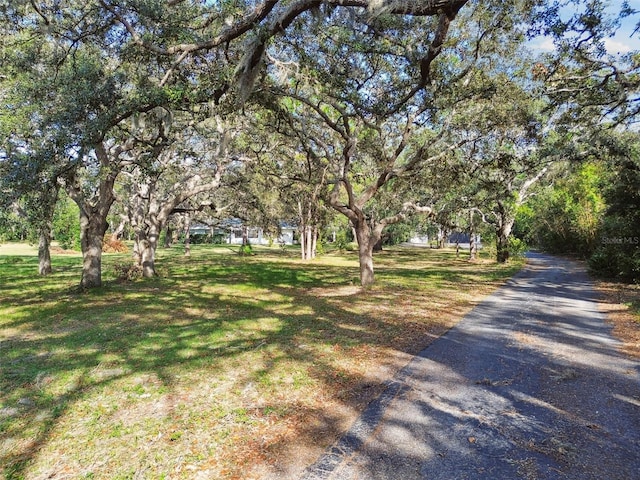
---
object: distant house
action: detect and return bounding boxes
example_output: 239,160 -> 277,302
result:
189,219 -> 296,245
408,234 -> 430,244
189,223 -> 212,236
448,232 -> 481,246
408,230 -> 481,248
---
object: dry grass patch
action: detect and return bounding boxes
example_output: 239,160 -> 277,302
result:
595,281 -> 640,358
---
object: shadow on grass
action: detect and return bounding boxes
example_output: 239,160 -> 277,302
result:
0,245 -> 520,479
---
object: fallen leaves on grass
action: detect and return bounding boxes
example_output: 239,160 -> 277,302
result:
595,281 -> 640,358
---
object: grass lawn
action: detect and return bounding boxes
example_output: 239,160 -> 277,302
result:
0,243 -> 523,480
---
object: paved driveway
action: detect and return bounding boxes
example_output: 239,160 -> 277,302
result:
302,253 -> 640,479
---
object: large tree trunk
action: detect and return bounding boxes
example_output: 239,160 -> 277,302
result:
164,224 -> 174,248
353,220 -> 379,287
438,227 -> 448,249
302,225 -> 316,260
357,242 -> 375,287
299,224 -> 306,259
469,232 -> 477,261
79,212 -> 109,288
65,141 -> 121,288
495,207 -> 515,264
134,226 -> 161,278
38,226 -> 52,276
496,231 -> 510,263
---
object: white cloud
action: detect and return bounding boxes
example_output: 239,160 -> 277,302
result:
604,38 -> 634,55
530,37 -> 556,52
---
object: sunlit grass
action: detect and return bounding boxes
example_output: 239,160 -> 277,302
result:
0,243 -> 523,479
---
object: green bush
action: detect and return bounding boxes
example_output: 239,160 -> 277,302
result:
190,233 -> 212,244
238,242 -> 253,256
589,244 -> 640,283
508,236 -> 528,258
53,194 -> 81,250
333,230 -> 351,250
345,242 -> 358,252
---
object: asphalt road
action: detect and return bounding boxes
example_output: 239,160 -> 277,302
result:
301,253 -> 640,480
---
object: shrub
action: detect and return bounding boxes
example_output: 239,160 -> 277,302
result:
112,262 -> 142,282
333,230 -> 352,250
508,236 -> 528,259
345,242 -> 358,252
589,245 -> 640,283
238,242 -> 253,256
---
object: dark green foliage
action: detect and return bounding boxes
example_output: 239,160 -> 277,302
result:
383,222 -> 414,246
52,194 -> 81,251
0,207 -> 31,242
589,155 -> 640,282
190,233 -> 214,245
517,138 -> 640,282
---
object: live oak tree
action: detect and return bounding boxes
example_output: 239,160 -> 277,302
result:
533,0 -> 640,128
95,0 -> 476,273
120,109 -> 240,277
259,0 -> 541,285
2,0 -> 478,288
0,30 -> 73,275
0,0 -> 246,287
8,0 -> 625,287
243,103 -> 332,260
0,8 -> 158,287
0,125 -> 61,274
449,68 -> 551,263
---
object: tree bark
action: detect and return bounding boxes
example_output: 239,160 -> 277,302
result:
164,225 -> 174,247
184,212 -> 191,256
353,219 -> 380,287
311,226 -> 317,258
496,231 -> 510,263
439,227 -> 448,249
79,211 -> 109,288
298,199 -> 320,260
356,237 -> 375,287
110,216 -> 127,242
495,204 -> 515,264
134,226 -> 161,277
66,142 -> 120,289
469,232 -> 477,261
300,224 -> 306,259
468,210 -> 477,261
38,225 -> 52,275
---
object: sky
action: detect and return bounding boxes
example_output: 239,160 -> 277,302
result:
530,0 -> 640,56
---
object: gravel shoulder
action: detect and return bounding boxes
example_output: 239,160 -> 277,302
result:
302,252 -> 640,480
